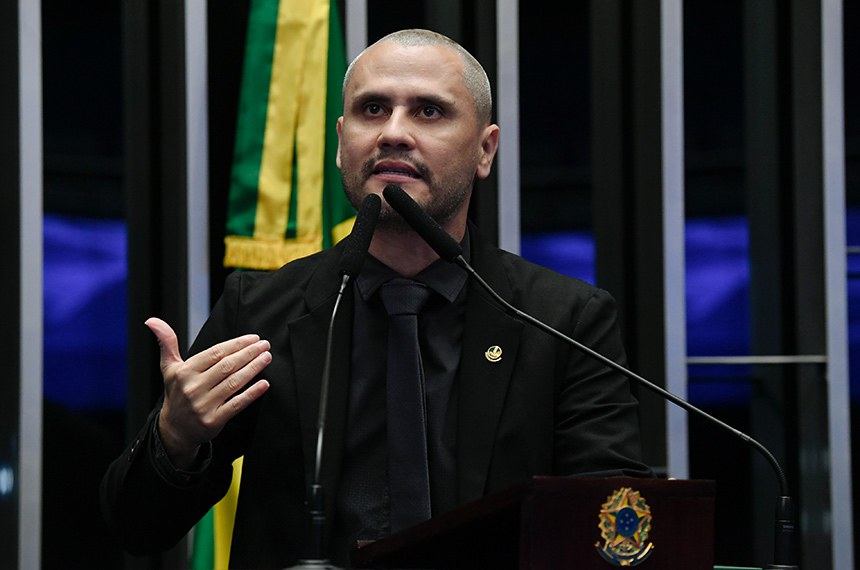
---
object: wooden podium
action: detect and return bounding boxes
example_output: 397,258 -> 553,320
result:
351,477 -> 715,569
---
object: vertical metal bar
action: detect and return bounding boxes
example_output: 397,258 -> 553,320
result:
630,0 -> 670,474
18,0 -> 42,567
345,0 -> 367,62
123,11 -> 193,567
790,1 -> 832,566
123,0 -> 160,438
495,0 -> 520,254
186,0 -> 210,341
590,0 -> 670,472
821,1 -> 854,567
660,0 -> 688,480
470,0 -> 499,241
743,1 -> 796,562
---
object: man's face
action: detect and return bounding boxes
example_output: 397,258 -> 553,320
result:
336,41 -> 498,231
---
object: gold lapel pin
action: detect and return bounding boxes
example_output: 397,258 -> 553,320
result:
485,345 -> 503,363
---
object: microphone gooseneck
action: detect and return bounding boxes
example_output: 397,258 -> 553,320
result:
287,194 -> 380,570
382,184 -> 799,570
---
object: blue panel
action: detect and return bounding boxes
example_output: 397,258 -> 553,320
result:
683,217 -> 750,357
520,231 -> 595,286
43,214 -> 127,410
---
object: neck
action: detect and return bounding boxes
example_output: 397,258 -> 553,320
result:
369,221 -> 466,277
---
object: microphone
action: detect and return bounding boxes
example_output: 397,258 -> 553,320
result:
286,193 -> 381,570
340,193 -> 382,278
381,184 -> 463,261
382,184 -> 799,570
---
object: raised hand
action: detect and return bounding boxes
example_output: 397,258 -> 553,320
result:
145,317 -> 272,469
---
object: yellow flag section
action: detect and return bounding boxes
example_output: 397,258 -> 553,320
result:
223,0 -> 354,271
190,457 -> 243,569
215,458 -> 243,568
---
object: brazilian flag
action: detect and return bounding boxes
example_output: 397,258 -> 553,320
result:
223,0 -> 354,271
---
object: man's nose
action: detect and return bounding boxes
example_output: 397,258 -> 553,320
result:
377,109 -> 415,150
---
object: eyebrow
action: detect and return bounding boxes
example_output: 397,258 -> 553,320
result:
351,91 -> 458,112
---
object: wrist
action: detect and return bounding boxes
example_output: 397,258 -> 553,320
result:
156,412 -> 201,470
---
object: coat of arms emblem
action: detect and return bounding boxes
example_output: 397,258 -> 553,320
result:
595,486 -> 654,566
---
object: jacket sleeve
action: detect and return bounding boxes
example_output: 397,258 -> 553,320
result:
99,407 -> 235,555
553,287 -> 653,478
99,271 -> 254,555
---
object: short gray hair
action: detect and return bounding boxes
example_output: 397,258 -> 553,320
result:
342,29 -> 493,124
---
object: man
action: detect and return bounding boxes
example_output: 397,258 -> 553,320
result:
101,29 -> 651,568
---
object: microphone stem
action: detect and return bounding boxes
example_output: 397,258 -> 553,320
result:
306,484 -> 326,559
298,273 -> 349,567
315,274 -> 349,485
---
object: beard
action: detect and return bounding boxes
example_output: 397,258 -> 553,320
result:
341,151 -> 473,233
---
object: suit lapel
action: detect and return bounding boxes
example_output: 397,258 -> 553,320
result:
456,231 -> 525,503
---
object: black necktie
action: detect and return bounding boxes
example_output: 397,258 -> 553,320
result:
379,278 -> 433,533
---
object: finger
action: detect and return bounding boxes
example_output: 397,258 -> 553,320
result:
218,378 -> 271,423
185,333 -> 264,376
145,317 -> 183,369
208,343 -> 272,402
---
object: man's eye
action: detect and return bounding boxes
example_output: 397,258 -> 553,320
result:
365,103 -> 382,115
420,106 -> 441,118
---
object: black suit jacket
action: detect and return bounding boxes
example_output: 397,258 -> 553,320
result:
101,226 -> 651,568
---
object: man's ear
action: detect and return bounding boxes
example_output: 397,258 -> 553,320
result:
335,116 -> 345,169
476,124 -> 500,180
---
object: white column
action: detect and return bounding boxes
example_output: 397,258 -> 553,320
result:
185,0 -> 210,341
496,0 -> 520,254
18,0 -> 43,567
821,0 -> 854,567
660,0 -> 689,479
345,0 -> 367,62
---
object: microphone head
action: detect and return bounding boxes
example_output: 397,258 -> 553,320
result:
339,193 -> 381,277
381,184 -> 463,262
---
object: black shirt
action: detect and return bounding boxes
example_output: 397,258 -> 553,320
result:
332,235 -> 470,562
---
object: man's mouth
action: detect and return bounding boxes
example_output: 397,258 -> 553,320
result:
374,167 -> 421,178
371,160 -> 424,179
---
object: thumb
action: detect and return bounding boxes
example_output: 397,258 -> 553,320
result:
144,317 -> 183,372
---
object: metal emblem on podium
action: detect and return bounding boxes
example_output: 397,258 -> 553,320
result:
595,487 -> 654,567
